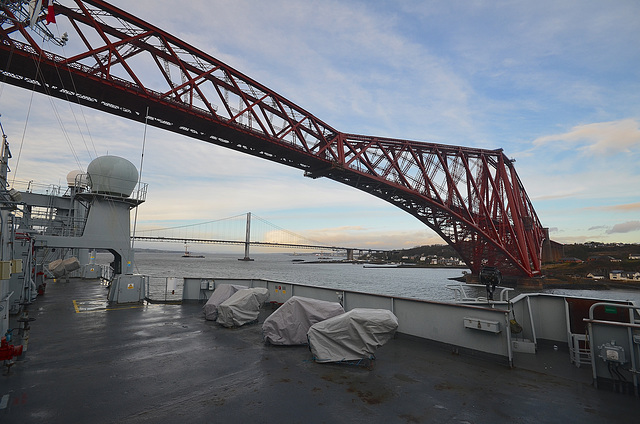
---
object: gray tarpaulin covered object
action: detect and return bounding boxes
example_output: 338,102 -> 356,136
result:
262,296 -> 345,345
48,257 -> 81,278
203,284 -> 247,321
216,287 -> 269,328
307,308 -> 398,363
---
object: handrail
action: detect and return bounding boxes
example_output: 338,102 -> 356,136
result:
0,290 -> 14,313
582,319 -> 640,329
446,283 -> 514,303
586,302 -> 640,323
585,301 -> 640,395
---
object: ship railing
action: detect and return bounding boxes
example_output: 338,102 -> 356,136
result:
132,182 -> 148,203
19,208 -> 88,238
100,264 -> 115,284
11,179 -> 62,196
446,282 -> 514,304
12,176 -> 148,204
69,172 -> 148,204
139,276 -> 640,374
584,302 -> 640,396
174,277 -> 516,366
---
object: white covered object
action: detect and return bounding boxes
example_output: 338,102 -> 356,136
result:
48,257 -> 81,278
63,257 -> 81,273
307,308 -> 398,363
87,155 -> 138,197
262,296 -> 345,345
203,284 -> 247,321
48,259 -> 64,277
66,170 -> 89,188
216,287 -> 269,328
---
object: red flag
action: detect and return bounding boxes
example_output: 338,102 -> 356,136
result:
46,0 -> 56,25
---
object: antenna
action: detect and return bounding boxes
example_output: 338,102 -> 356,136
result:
1,0 -> 67,46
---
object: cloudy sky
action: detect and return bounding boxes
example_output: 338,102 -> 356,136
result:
1,0 -> 639,252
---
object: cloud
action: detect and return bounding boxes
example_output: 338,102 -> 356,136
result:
552,235 -> 593,244
588,225 -> 607,231
606,221 -> 640,234
591,202 -> 640,212
122,0 -> 476,143
532,119 -> 640,156
299,227 -> 443,250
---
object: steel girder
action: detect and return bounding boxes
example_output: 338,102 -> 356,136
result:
313,134 -> 546,277
0,1 -> 546,277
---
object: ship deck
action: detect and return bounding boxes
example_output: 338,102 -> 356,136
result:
2,278 -> 638,423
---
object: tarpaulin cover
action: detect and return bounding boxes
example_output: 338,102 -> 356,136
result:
262,296 -> 345,345
307,308 -> 398,363
216,287 -> 269,328
63,257 -> 81,273
48,257 -> 81,278
203,284 -> 247,321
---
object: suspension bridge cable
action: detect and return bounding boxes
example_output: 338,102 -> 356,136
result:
137,213 -> 248,233
131,106 -> 149,259
251,213 -> 327,246
135,212 -> 337,250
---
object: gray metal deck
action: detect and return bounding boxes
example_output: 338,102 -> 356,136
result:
1,278 -> 637,423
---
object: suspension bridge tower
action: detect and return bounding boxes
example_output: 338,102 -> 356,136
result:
238,212 -> 254,261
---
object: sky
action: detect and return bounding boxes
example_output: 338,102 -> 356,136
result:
1,0 -> 639,253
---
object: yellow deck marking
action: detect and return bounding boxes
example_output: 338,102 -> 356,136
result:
72,299 -> 146,313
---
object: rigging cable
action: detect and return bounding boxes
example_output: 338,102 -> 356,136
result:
130,106 -> 149,274
9,9 -> 97,186
10,39 -> 44,186
51,23 -> 99,162
10,35 -> 84,185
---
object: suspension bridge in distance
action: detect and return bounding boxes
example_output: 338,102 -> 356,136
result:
132,212 -> 374,261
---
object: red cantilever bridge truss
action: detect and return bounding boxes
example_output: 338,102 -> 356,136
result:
0,1 -> 547,278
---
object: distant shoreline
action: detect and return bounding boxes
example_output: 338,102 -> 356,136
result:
297,260 -> 467,269
533,278 -> 640,291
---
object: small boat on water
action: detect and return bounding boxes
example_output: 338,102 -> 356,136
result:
182,244 -> 204,258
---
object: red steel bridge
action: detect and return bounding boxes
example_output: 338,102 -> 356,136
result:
0,1 -> 547,278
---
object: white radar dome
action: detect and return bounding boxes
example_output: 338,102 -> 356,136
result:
66,170 -> 89,188
86,155 -> 138,197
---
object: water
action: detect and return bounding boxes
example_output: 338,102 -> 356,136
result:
100,251 -> 640,304
129,251 -> 470,301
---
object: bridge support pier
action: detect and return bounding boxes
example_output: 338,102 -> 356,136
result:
346,249 -> 354,261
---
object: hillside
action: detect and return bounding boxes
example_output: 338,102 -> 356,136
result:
382,243 -> 640,288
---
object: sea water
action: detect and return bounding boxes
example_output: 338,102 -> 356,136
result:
104,251 -> 640,304
130,251 -> 468,301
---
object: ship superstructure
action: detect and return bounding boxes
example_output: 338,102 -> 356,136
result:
0,136 -> 148,337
